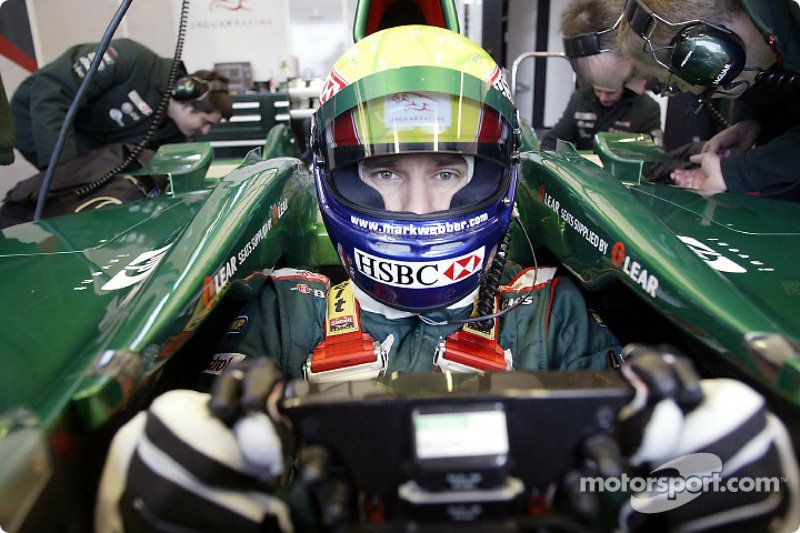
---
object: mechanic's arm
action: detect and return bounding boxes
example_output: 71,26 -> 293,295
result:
673,125 -> 800,198
716,125 -> 800,199
670,150 -> 726,193
27,42 -> 136,167
637,99 -> 663,144
702,119 -> 761,157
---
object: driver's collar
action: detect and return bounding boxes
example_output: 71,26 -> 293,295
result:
351,282 -> 477,320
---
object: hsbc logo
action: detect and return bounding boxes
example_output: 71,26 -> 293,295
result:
353,247 -> 485,288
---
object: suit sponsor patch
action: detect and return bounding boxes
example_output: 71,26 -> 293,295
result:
203,353 -> 246,375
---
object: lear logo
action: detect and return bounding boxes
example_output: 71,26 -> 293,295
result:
101,244 -> 173,291
678,235 -> 747,273
353,247 -> 485,288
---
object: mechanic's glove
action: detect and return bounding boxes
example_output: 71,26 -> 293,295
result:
615,344 -> 799,532
95,358 -> 294,533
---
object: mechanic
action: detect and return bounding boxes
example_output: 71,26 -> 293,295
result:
10,38 -> 233,170
617,0 -> 800,200
94,26 -> 799,533
539,83 -> 662,151
559,0 -> 706,180
560,0 -> 656,95
541,0 -> 663,152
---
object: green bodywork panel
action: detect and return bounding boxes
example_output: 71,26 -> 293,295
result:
0,129 -> 338,529
514,133 -> 800,408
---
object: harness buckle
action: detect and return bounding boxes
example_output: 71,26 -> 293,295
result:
433,329 -> 513,373
303,331 -> 388,383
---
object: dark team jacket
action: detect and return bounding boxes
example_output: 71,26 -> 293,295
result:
540,87 -> 662,151
717,0 -> 800,200
1,74 -> 13,165
211,265 -> 621,380
10,38 -> 183,169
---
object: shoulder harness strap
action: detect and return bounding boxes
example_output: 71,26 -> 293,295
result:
303,280 -> 388,382
433,296 -> 513,373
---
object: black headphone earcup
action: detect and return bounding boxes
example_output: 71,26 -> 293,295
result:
669,24 -> 746,88
171,77 -> 209,101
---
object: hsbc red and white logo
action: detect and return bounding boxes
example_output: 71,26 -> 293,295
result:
353,247 -> 485,288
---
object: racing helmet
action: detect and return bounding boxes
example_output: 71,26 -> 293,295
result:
312,25 -> 521,313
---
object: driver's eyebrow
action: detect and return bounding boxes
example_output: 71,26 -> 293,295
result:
362,157 -> 400,172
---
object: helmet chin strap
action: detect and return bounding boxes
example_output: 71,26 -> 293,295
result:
416,207 -> 539,327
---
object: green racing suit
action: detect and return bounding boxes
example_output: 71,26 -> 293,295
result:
212,265 -> 621,380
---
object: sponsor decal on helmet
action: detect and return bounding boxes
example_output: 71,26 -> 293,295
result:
320,67 -> 348,105
353,247 -> 485,288
488,65 -> 512,101
384,92 -> 452,128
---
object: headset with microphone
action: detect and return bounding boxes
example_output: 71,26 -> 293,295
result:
170,76 -> 229,101
623,0 -> 746,90
562,14 -> 624,59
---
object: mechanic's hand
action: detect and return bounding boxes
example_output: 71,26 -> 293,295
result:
702,119 -> 761,157
95,359 -> 294,533
670,150 -> 727,193
615,344 -> 799,532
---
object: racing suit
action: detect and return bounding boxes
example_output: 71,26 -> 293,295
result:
210,265 -> 621,379
715,0 -> 800,199
10,38 -> 183,170
540,87 -> 662,151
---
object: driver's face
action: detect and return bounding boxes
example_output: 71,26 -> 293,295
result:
361,154 -> 470,214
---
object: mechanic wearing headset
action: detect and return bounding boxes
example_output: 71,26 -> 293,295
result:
560,0 -> 654,94
95,26 -> 798,533
10,38 -> 233,170
541,0 -> 663,152
539,84 -> 662,151
617,0 -> 800,200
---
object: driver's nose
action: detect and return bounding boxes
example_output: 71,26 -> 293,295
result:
400,177 -> 436,215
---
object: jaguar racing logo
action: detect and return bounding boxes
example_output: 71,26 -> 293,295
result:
353,247 -> 485,288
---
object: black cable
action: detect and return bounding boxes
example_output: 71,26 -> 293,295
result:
690,90 -> 730,130
755,65 -> 800,93
74,0 -> 191,199
473,225 -> 513,331
33,0 -> 135,220
417,209 -> 540,328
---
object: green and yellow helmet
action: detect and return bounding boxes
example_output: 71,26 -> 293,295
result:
312,25 -> 521,312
